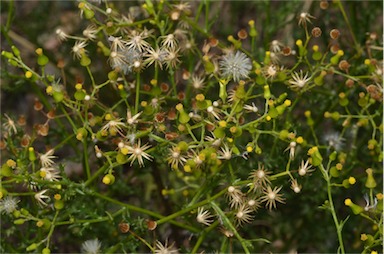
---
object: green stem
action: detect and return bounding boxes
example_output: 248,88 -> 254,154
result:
156,187 -> 227,225
191,221 -> 219,254
211,202 -> 250,254
46,210 -> 59,247
83,139 -> 91,180
92,192 -> 199,233
84,163 -> 108,187
320,164 -> 345,254
336,1 -> 360,55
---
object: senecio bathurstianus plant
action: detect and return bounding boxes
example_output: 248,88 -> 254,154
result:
0,1 -> 382,253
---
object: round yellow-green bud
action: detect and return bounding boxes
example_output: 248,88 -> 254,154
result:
76,128 -> 88,141
54,200 -> 64,210
177,141 -> 189,151
1,163 -> 12,177
348,176 -> 356,185
42,248 -> 51,254
25,71 -> 33,79
102,174 -> 115,185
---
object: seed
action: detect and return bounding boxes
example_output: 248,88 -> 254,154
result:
237,29 -> 248,40
338,60 -> 350,71
330,29 -> 340,39
320,0 -> 329,9
118,222 -> 130,233
146,220 -> 157,231
311,27 -> 322,37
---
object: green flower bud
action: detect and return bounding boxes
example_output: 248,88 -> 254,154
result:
177,141 -> 189,151
74,90 -> 86,101
97,41 -> 110,56
54,200 -> 64,210
80,54 -> 91,66
344,198 -> 364,215
342,179 -> 350,188
213,127 -> 226,139
263,85 -> 271,99
176,104 -> 190,124
76,128 -> 88,141
1,163 -> 12,177
329,151 -> 337,161
26,243 -> 38,251
312,51 -> 322,61
116,152 -> 126,164
2,51 -> 14,59
37,54 -> 49,66
279,130 -> 289,140
28,147 -> 36,162
13,210 -> 21,218
248,20 -> 258,37
11,45 -> 20,57
308,147 -> 323,167
52,91 -> 64,103
42,248 -> 51,254
268,106 -> 278,118
102,174 -> 115,185
365,168 -> 377,189
21,208 -> 30,216
14,218 -> 25,225
84,9 -> 95,19
203,56 -> 215,74
108,70 -> 118,81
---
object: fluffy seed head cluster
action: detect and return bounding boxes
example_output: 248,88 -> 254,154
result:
0,196 -> 20,215
81,239 -> 101,254
219,51 -> 252,82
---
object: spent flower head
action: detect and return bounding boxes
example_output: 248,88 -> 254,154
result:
227,185 -> 245,209
35,189 -> 50,206
72,40 -> 88,59
290,179 -> 302,193
298,159 -> 314,176
126,30 -> 150,52
196,207 -> 214,226
3,114 -> 17,135
219,51 -> 252,82
127,139 -> 153,167
248,164 -> 271,190
154,240 -> 178,254
288,70 -> 311,90
83,24 -> 99,40
40,167 -> 61,181
260,185 -> 285,210
298,12 -> 316,27
39,149 -> 57,168
235,204 -> 254,226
